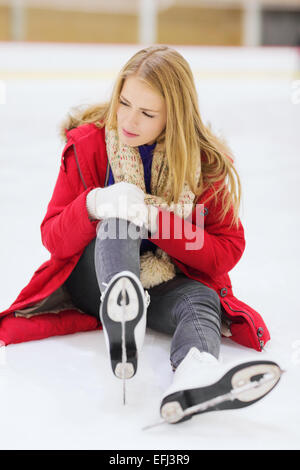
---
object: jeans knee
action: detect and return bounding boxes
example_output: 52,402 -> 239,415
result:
175,289 -> 221,326
207,287 -> 222,313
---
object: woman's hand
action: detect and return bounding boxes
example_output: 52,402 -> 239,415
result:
86,181 -> 149,227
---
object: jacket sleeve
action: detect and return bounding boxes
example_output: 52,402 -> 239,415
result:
40,143 -> 99,260
149,187 -> 246,278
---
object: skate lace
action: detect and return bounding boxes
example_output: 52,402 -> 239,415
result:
100,282 -> 108,303
144,290 -> 151,308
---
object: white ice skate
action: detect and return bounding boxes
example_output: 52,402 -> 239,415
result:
160,347 -> 283,424
99,270 -> 150,402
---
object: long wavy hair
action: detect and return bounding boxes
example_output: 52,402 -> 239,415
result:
59,45 -> 242,229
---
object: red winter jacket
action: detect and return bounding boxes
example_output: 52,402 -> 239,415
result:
0,123 -> 270,351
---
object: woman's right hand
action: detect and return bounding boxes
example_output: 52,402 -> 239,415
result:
86,181 -> 149,227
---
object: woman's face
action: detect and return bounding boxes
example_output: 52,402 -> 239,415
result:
117,75 -> 167,147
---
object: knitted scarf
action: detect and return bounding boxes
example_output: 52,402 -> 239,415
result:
105,127 -> 199,289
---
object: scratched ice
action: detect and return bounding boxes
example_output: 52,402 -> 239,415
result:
0,43 -> 299,450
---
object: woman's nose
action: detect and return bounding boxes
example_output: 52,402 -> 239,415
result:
126,110 -> 139,129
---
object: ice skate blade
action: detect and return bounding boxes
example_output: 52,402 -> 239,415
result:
100,271 -> 145,380
115,362 -> 135,379
160,360 -> 283,424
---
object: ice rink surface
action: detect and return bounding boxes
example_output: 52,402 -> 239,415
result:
0,42 -> 299,450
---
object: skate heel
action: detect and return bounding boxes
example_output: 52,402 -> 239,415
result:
115,362 -> 135,379
160,391 -> 191,424
160,400 -> 185,424
109,341 -> 137,378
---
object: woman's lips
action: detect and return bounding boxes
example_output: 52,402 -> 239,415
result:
122,128 -> 139,137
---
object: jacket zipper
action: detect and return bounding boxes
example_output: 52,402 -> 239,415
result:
104,160 -> 110,187
73,144 -> 87,190
73,144 -> 110,190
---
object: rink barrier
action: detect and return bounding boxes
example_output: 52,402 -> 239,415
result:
0,70 -> 299,80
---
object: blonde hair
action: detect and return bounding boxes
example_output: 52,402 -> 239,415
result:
60,45 -> 242,229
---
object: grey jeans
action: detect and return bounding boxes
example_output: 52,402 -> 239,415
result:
64,217 -> 222,369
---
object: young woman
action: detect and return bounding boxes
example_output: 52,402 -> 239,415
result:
0,45 -> 282,424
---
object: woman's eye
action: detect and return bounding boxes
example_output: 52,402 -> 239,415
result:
143,112 -> 154,118
119,99 -> 154,118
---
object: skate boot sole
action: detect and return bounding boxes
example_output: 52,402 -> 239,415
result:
160,360 -> 282,424
100,272 -> 145,379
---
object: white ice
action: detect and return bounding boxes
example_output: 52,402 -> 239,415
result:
0,42 -> 299,450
